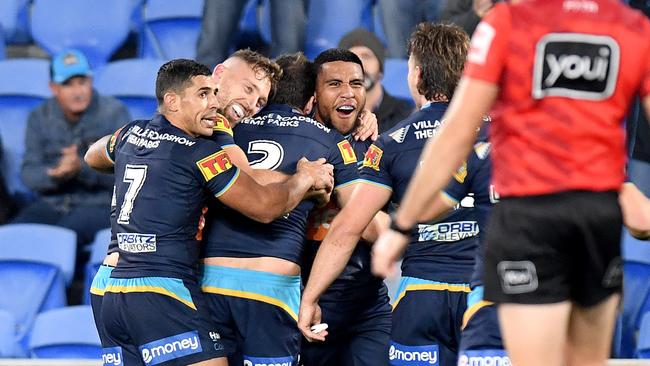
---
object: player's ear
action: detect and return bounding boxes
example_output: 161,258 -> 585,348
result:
164,92 -> 179,112
212,64 -> 226,83
303,96 -> 316,115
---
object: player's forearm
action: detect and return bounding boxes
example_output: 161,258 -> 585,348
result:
84,135 -> 114,174
361,211 -> 390,243
250,169 -> 289,185
302,229 -> 359,303
252,171 -> 313,222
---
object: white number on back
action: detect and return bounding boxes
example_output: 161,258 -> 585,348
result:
117,164 -> 148,224
247,140 -> 284,170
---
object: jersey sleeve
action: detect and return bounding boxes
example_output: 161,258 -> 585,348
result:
192,141 -> 240,198
359,137 -> 393,192
463,3 -> 511,84
105,122 -> 133,163
443,142 -> 492,205
209,114 -> 237,148
329,136 -> 362,190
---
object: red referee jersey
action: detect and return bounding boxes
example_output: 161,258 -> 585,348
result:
464,0 -> 650,197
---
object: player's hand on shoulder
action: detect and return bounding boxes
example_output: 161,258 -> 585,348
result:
353,109 -> 379,141
297,157 -> 334,192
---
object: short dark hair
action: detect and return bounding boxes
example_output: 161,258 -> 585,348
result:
313,48 -> 365,78
155,59 -> 211,105
269,53 -> 315,110
231,48 -> 283,98
407,22 -> 469,101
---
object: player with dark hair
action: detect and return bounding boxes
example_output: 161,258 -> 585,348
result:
85,58 -> 332,366
299,24 -> 477,366
373,1 -> 650,365
298,48 -> 391,366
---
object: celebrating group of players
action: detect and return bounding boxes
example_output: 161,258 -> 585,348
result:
83,1 -> 650,366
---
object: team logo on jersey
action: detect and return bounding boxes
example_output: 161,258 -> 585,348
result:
362,145 -> 383,171
196,150 -> 233,181
108,126 -> 125,154
532,33 -> 620,100
337,140 -> 357,165
389,125 -> 410,144
453,161 -> 468,183
212,113 -> 233,136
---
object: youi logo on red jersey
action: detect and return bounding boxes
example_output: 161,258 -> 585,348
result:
532,33 -> 620,101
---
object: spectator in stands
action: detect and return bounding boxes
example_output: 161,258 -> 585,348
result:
441,0 -> 499,36
379,0 -> 446,58
339,28 -> 414,133
0,134 -> 15,224
197,0 -> 307,68
13,49 -> 131,247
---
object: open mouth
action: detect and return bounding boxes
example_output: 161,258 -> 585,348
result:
336,105 -> 355,117
201,116 -> 216,129
230,104 -> 245,121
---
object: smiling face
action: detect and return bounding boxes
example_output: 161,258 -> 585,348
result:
212,57 -> 272,124
174,75 -> 220,137
314,61 -> 366,135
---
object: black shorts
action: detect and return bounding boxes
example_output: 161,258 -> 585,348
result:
483,190 -> 623,306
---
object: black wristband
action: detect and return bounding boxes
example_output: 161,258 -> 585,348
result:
389,215 -> 413,236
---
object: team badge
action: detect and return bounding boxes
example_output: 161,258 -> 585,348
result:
196,150 -> 233,181
213,113 -> 233,136
363,145 -> 383,171
337,140 -> 357,165
108,126 -> 125,154
453,161 -> 468,183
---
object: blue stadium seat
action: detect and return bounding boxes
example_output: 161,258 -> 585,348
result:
140,0 -> 203,60
95,58 -> 165,120
30,0 -> 133,69
83,228 -> 111,304
0,224 -> 76,353
304,0 -> 374,59
0,0 -> 32,45
383,58 -> 413,102
0,309 -> 18,357
620,231 -> 650,357
28,305 -> 101,359
638,312 -> 650,358
0,58 -> 51,203
0,25 -> 5,60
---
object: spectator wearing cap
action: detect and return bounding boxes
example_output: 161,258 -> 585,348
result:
14,49 -> 131,254
339,28 -> 414,133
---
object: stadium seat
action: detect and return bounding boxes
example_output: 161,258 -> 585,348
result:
620,231 -> 650,357
0,309 -> 18,357
30,0 -> 133,69
28,305 -> 101,359
0,26 -> 5,60
638,312 -> 650,358
140,0 -> 204,60
0,0 -> 32,45
0,58 -> 51,203
0,224 -> 76,352
383,58 -> 413,102
304,0 -> 374,59
95,58 -> 165,120
83,228 -> 111,304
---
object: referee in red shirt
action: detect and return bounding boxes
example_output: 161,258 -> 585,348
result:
372,1 -> 650,365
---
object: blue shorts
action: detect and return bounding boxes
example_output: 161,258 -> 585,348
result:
89,265 -> 113,345
301,287 -> 392,366
101,276 -> 228,366
390,277 -> 470,366
201,265 -> 301,366
458,286 -> 509,366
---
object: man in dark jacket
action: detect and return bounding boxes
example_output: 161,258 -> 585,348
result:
339,28 -> 414,133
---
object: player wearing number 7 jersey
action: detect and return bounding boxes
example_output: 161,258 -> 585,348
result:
85,59 -> 333,366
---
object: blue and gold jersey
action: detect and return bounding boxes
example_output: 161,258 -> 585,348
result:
360,103 -> 488,283
202,104 -> 360,264
303,138 -> 376,302
108,115 -> 240,281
